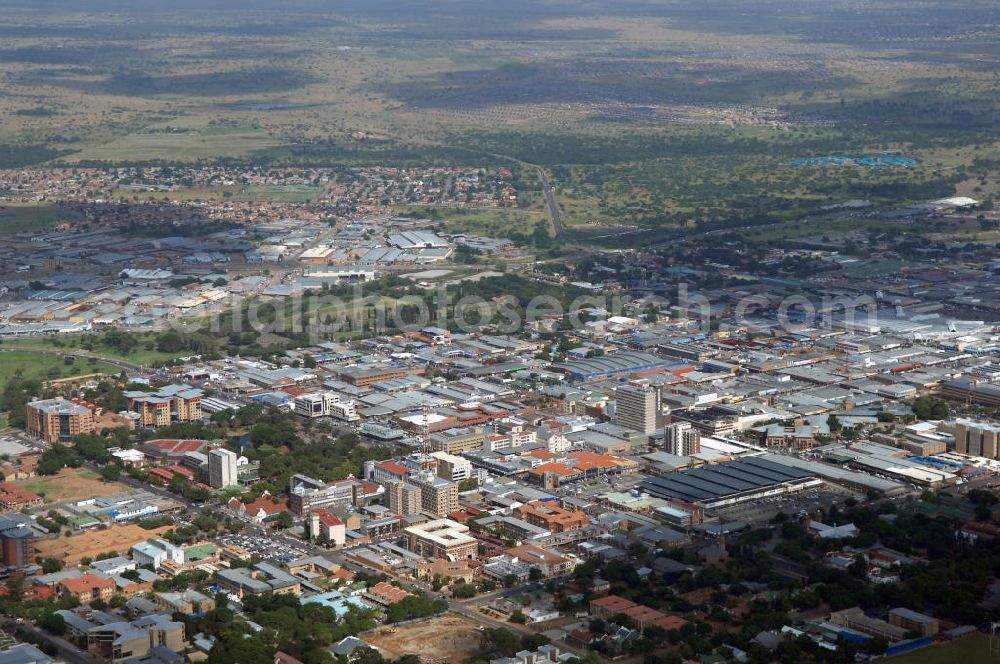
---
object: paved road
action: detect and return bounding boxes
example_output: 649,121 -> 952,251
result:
0,619 -> 93,664
534,166 -> 566,242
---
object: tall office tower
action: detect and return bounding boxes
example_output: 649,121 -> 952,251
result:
385,480 -> 422,516
664,421 -> 701,456
208,448 -> 239,489
615,383 -> 660,434
410,471 -> 459,517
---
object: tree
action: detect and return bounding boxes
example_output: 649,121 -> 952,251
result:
39,612 -> 65,635
452,583 -> 477,599
41,558 -> 63,574
911,397 -> 948,421
275,511 -> 294,529
528,567 -> 545,582
827,415 -> 842,433
101,464 -> 121,482
509,610 -> 527,624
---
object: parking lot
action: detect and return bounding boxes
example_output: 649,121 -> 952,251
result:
712,484 -> 859,524
222,530 -> 310,563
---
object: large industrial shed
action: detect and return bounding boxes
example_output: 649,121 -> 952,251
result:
638,456 -> 822,509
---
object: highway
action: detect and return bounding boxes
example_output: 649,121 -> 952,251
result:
534,166 -> 566,242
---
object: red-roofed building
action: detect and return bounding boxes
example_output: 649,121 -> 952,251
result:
365,581 -> 414,606
524,449 -> 558,461
371,461 -> 409,484
0,482 -> 43,510
274,652 -> 305,664
590,595 -> 637,617
308,508 -> 346,548
141,439 -> 206,464
59,574 -> 116,603
653,615 -> 690,632
528,463 -> 579,480
147,465 -> 194,485
515,500 -> 590,533
624,604 -> 667,628
228,491 -> 289,525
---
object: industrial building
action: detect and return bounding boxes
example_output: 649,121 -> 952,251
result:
552,352 -> 679,380
638,457 -> 822,509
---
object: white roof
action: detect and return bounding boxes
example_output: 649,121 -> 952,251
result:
930,196 -> 979,207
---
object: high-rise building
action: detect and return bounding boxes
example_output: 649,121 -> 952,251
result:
26,398 -> 95,444
429,451 -> 472,482
954,419 -> 1000,459
208,448 -> 239,489
615,383 -> 659,434
663,422 -> 701,456
410,471 -> 459,517
385,480 -> 422,516
124,384 -> 202,427
288,474 -> 354,516
0,515 -> 35,568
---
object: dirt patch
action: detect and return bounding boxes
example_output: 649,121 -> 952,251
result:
363,613 -> 485,663
18,467 -> 126,504
35,524 -> 172,563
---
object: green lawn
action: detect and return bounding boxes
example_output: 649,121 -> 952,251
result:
0,335 -> 190,369
888,635 -> 992,664
0,203 -> 79,236
0,350 -> 120,385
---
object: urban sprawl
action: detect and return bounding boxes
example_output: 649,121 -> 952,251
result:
0,167 -> 999,664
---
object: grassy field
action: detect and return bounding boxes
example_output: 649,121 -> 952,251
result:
19,467 -> 126,504
887,635 -> 992,664
0,335 -> 191,368
64,124 -> 283,163
0,350 -> 121,385
0,204 -> 80,236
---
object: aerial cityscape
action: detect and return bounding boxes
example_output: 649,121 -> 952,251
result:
0,1 -> 998,664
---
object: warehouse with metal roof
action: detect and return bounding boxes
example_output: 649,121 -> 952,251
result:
552,352 -> 680,380
638,457 -> 822,508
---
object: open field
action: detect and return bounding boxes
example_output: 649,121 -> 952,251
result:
35,522 -> 172,563
18,467 -> 127,504
887,635 -> 992,664
1,336 -> 192,367
0,350 -> 121,385
362,613 -> 486,663
0,203 -> 80,236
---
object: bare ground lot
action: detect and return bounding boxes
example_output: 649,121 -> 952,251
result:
19,467 -> 127,504
363,613 -> 485,663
